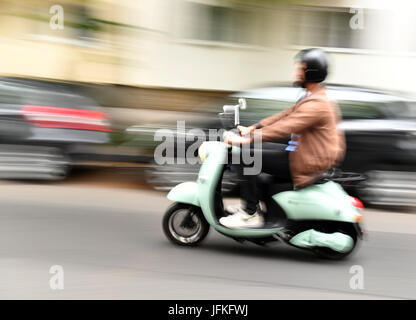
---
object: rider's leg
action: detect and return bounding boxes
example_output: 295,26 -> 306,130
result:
220,143 -> 292,228
239,142 -> 292,212
234,164 -> 258,214
260,143 -> 292,180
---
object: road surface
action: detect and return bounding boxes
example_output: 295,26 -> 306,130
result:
0,181 -> 415,299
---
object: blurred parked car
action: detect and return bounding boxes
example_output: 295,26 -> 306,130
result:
134,83 -> 416,208
0,77 -> 112,180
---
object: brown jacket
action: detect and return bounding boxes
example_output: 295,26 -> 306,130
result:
253,87 -> 346,187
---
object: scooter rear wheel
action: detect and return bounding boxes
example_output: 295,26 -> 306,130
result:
163,203 -> 210,246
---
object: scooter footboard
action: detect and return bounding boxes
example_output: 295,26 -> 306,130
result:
167,181 -> 200,207
289,229 -> 354,253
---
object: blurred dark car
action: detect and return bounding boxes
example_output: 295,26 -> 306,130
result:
141,84 -> 416,208
0,77 -> 112,180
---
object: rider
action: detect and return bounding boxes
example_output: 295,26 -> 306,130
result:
220,48 -> 346,229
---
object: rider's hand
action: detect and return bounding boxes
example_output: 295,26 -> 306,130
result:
224,135 -> 252,145
237,125 -> 255,136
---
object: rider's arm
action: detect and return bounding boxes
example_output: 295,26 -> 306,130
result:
252,99 -> 323,142
253,104 -> 296,129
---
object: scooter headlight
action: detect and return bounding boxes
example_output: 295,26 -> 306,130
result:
198,142 -> 208,162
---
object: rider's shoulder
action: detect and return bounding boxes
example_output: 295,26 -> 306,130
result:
298,89 -> 332,107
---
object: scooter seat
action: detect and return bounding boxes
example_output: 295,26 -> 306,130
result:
313,168 -> 366,185
314,167 -> 343,184
257,168 -> 342,193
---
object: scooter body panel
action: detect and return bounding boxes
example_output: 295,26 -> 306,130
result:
289,229 -> 354,253
214,225 -> 285,238
197,142 -> 228,226
196,142 -> 288,237
272,181 -> 361,223
168,141 -> 360,242
167,181 -> 200,207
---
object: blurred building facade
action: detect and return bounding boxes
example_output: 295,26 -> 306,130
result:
0,0 -> 416,93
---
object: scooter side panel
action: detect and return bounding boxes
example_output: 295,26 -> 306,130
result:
167,181 -> 200,207
214,224 -> 285,238
197,142 -> 287,238
272,181 -> 359,223
195,141 -> 298,238
289,229 -> 354,253
197,142 -> 232,226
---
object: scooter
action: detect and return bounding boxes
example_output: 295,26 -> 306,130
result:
162,99 -> 365,260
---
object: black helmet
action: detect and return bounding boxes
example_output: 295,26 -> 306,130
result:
295,48 -> 328,83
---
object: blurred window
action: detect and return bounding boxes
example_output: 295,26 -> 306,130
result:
288,6 -> 365,49
338,101 -> 387,120
0,91 -> 23,105
407,103 -> 416,118
21,91 -> 98,110
226,97 -> 294,123
243,98 -> 387,120
392,101 -> 416,119
180,1 -> 270,46
243,98 -> 293,117
228,94 -> 394,121
0,81 -> 98,110
27,2 -> 99,44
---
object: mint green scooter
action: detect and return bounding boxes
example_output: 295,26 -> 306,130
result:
163,99 -> 365,259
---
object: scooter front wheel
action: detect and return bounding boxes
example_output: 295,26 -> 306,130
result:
163,203 -> 210,246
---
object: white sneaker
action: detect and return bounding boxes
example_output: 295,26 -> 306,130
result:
225,205 -> 248,215
219,210 -> 264,229
243,213 -> 264,228
220,209 -> 251,225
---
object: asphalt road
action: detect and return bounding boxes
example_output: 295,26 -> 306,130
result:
0,182 -> 415,299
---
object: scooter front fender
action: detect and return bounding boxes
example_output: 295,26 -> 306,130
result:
167,181 -> 200,207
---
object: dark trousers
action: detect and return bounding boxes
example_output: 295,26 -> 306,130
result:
235,143 -> 292,214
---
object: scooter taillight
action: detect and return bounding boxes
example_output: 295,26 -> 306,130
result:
349,196 -> 364,223
350,196 -> 364,209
